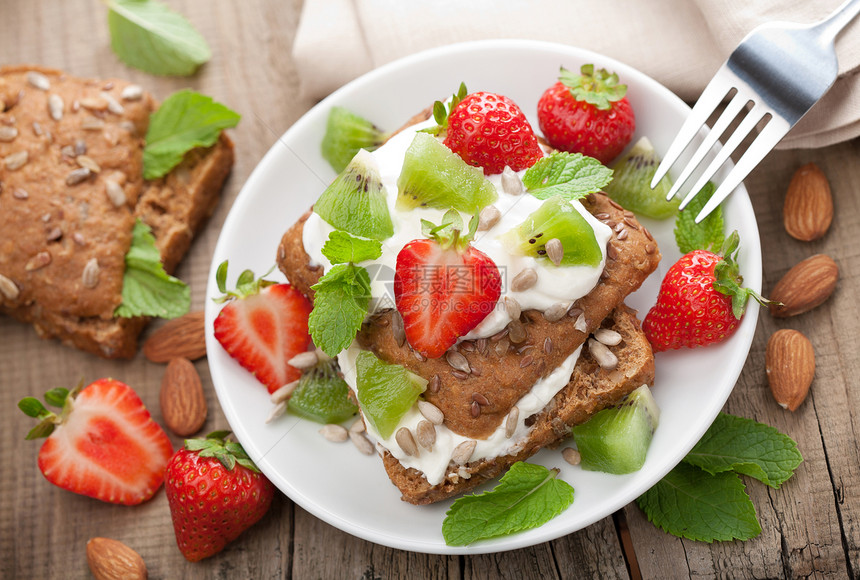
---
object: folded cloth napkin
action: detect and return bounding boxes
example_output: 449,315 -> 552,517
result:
293,0 -> 860,149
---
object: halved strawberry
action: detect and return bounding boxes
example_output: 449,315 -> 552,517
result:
213,262 -> 313,393
394,212 -> 502,358
18,378 -> 173,505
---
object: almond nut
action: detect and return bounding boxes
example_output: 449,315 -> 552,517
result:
766,329 -> 815,411
160,357 -> 207,436
783,163 -> 833,241
768,254 -> 838,318
143,310 -> 206,363
86,537 -> 147,580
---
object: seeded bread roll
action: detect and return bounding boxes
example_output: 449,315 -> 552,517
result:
0,66 -> 234,358
381,303 -> 654,504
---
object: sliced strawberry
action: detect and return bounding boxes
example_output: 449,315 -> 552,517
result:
394,213 -> 501,358
19,379 -> 173,505
213,262 -> 313,393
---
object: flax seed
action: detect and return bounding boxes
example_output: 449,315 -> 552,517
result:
428,374 -> 441,394
471,392 -> 489,406
470,400 -> 481,417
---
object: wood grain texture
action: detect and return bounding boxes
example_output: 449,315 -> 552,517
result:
1,1 -> 859,578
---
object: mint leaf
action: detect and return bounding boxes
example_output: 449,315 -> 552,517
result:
309,263 -> 371,357
321,231 -> 382,266
685,413 -> 802,488
442,462 -> 575,546
674,182 -> 724,253
106,0 -> 211,76
143,89 -> 240,179
115,219 -> 190,318
637,462 -> 761,542
522,152 -> 613,201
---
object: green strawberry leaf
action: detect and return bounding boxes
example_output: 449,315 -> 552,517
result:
637,462 -> 761,542
309,263 -> 372,357
523,152 -> 613,201
685,413 -> 803,488
422,82 -> 468,136
442,462 -> 575,546
559,65 -> 627,110
18,397 -> 49,418
674,182 -> 724,254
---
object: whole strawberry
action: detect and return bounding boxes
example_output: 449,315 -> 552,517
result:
436,84 -> 542,175
643,232 -> 765,351
213,261 -> 313,394
18,378 -> 173,505
164,431 -> 276,562
537,64 -> 635,165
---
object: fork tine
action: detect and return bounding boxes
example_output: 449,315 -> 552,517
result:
677,101 -> 769,212
694,116 -> 791,223
663,93 -> 749,202
650,74 -> 733,189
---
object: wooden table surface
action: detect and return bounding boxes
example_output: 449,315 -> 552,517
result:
2,1 -> 859,578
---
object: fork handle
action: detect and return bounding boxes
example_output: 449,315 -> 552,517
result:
814,0 -> 860,44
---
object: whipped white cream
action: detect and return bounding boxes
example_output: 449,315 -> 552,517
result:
301,118 -> 612,485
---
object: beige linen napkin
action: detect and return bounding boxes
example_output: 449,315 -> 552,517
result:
293,0 -> 860,149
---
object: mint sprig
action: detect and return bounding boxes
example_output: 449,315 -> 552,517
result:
115,219 -> 190,319
321,231 -> 382,265
638,412 -> 802,542
442,462 -> 575,546
143,89 -> 240,179
522,152 -> 613,202
106,0 -> 211,77
309,263 -> 372,357
684,413 -> 802,488
674,182 -> 725,254
637,462 -> 761,542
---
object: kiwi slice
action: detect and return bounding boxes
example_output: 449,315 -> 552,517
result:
500,195 -> 602,267
605,137 -> 679,219
321,107 -> 390,173
571,385 -> 659,474
396,132 -> 497,214
314,149 -> 394,241
288,359 -> 358,424
355,350 -> 427,439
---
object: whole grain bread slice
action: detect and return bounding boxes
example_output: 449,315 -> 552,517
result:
0,66 -> 233,358
381,303 -> 654,504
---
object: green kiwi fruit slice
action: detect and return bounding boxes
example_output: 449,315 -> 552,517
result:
605,136 -> 679,219
396,132 -> 497,214
571,385 -> 659,474
500,195 -> 602,266
314,149 -> 394,241
321,107 -> 390,173
355,350 -> 427,439
288,359 -> 358,424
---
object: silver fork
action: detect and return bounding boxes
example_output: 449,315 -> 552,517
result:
652,0 -> 860,223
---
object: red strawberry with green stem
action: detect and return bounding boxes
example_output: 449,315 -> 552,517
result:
164,430 -> 275,562
213,261 -> 313,394
537,64 -> 636,165
642,232 -> 769,351
394,211 -> 502,358
18,378 -> 173,505
430,83 -> 543,175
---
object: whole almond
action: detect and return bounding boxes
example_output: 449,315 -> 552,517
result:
160,357 -> 207,436
768,254 -> 838,318
783,163 -> 833,241
86,537 -> 147,580
143,310 -> 206,363
766,329 -> 815,411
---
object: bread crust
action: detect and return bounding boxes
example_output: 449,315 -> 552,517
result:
382,303 -> 654,504
0,66 -> 233,358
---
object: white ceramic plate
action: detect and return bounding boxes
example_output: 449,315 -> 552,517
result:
205,39 -> 761,555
